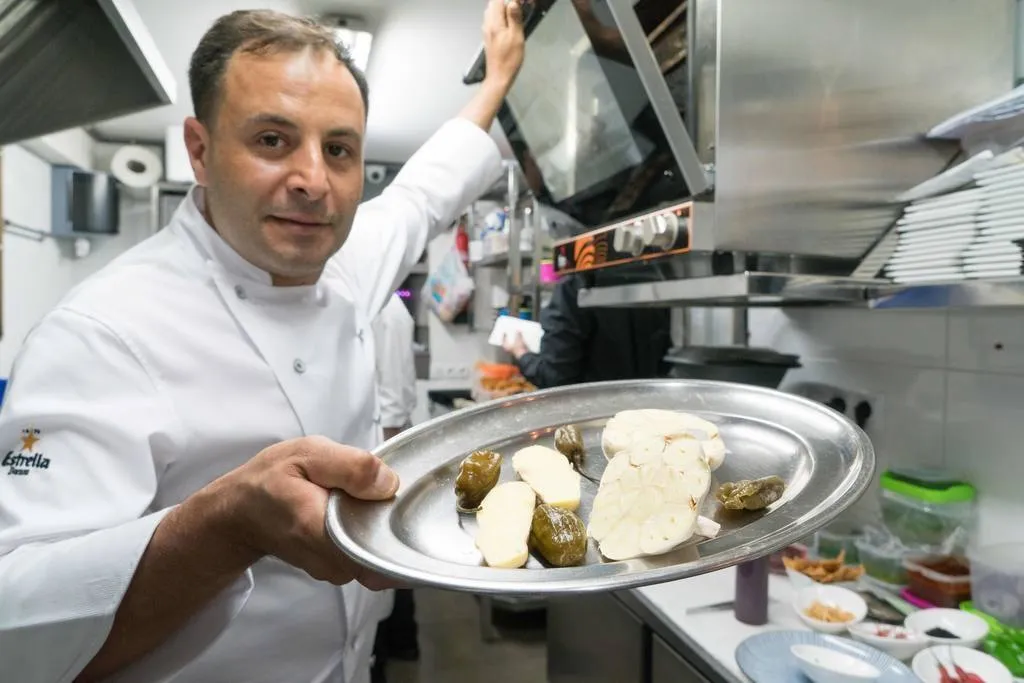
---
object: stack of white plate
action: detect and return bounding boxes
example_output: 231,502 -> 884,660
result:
886,188 -> 981,283
885,154 -> 1024,284
965,163 -> 1024,278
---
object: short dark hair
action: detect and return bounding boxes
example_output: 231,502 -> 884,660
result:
188,10 -> 370,125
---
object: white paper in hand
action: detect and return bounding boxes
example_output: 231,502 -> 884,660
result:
488,315 -> 544,353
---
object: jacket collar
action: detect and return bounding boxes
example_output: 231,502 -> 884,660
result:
170,185 -> 324,304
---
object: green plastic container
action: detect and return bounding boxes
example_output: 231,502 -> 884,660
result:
879,469 -> 976,548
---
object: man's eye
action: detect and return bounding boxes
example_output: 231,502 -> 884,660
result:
326,143 -> 349,158
259,133 -> 283,148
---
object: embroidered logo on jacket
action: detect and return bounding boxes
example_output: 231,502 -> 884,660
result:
2,428 -> 50,476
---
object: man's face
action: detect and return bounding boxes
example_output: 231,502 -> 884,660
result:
184,47 -> 365,286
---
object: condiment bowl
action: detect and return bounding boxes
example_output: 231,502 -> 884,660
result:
793,585 -> 868,634
847,622 -> 929,661
911,645 -> 1012,683
904,608 -> 989,649
791,644 -> 882,683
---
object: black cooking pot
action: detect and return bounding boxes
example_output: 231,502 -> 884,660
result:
663,346 -> 801,389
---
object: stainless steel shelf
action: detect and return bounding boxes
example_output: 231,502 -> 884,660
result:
577,273 -> 1024,310
577,273 -> 879,308
474,252 -> 534,269
869,278 -> 1024,309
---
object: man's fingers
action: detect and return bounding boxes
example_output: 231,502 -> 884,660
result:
300,439 -> 399,500
506,0 -> 524,26
484,0 -> 507,32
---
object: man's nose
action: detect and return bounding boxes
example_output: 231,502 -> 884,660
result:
285,143 -> 329,202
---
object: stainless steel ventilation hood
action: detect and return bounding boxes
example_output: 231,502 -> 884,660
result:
0,0 -> 175,146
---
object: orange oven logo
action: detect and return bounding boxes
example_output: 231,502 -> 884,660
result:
574,236 -> 596,270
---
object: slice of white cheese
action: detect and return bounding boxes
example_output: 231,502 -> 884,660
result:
601,409 -> 727,471
588,436 -> 714,561
511,445 -> 582,511
475,481 -> 536,568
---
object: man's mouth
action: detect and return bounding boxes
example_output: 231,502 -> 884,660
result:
270,214 -> 331,228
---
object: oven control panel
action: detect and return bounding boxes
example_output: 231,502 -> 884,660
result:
553,201 -> 692,275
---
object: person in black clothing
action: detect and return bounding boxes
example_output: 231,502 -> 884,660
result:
503,271 -> 672,387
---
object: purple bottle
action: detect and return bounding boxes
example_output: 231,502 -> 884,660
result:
734,557 -> 770,625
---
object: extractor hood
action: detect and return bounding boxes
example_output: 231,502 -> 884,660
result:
0,0 -> 175,146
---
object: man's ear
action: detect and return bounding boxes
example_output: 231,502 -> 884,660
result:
183,117 -> 211,186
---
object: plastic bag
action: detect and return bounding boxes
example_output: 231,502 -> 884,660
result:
423,247 -> 474,323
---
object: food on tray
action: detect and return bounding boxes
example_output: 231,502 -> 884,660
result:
716,475 -> 787,511
784,551 -> 865,584
454,450 -> 503,511
512,445 -> 582,511
475,363 -> 536,398
804,600 -> 855,623
872,625 -> 911,639
529,504 -> 588,567
588,431 -> 715,561
553,424 -> 585,469
475,481 -> 536,568
601,409 -> 726,471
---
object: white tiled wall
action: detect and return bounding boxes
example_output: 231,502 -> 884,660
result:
749,307 -> 1024,545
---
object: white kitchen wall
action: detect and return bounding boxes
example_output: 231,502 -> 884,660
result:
748,306 -> 1024,545
0,146 -> 153,376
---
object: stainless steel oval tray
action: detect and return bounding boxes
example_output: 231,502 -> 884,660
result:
326,379 -> 874,594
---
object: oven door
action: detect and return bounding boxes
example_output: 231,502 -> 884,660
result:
465,0 -> 708,229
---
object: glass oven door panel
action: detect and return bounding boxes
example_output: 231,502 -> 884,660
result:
498,0 -> 701,229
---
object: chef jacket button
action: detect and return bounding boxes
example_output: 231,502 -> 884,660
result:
374,415 -> 381,425
293,358 -> 306,374
357,328 -> 365,342
234,285 -> 247,300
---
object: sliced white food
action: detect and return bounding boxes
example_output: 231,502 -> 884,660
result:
511,445 -> 581,511
601,409 -> 727,471
588,438 -> 713,561
475,481 -> 536,568
696,515 -> 721,539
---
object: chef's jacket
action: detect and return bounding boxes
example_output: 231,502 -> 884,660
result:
0,117 -> 502,683
371,295 -> 417,430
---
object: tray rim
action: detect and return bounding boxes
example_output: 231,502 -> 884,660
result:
326,378 -> 876,594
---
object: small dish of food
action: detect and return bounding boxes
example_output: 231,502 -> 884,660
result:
791,644 -> 882,683
911,644 -> 1012,683
904,608 -> 990,649
785,552 -> 866,590
794,585 -> 868,633
847,622 -> 929,661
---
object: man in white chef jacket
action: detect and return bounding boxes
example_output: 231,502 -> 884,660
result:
0,2 -> 524,682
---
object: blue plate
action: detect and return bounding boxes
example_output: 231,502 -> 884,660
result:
736,630 -> 918,683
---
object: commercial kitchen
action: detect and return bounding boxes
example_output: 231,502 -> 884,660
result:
0,1 -> 1023,683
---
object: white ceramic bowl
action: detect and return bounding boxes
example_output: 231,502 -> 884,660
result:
847,622 -> 929,661
904,608 -> 989,649
793,585 -> 868,634
911,645 -> 1012,683
791,644 -> 882,683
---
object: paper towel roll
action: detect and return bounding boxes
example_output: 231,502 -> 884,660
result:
110,145 -> 162,198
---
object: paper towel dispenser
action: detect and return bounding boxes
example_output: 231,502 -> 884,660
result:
0,0 -> 175,146
52,166 -> 120,236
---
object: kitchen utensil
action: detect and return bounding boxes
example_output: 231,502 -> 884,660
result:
791,644 -> 882,683
912,645 -> 1012,683
326,378 -> 874,594
794,585 -> 869,634
905,608 -> 990,648
736,631 -> 918,683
